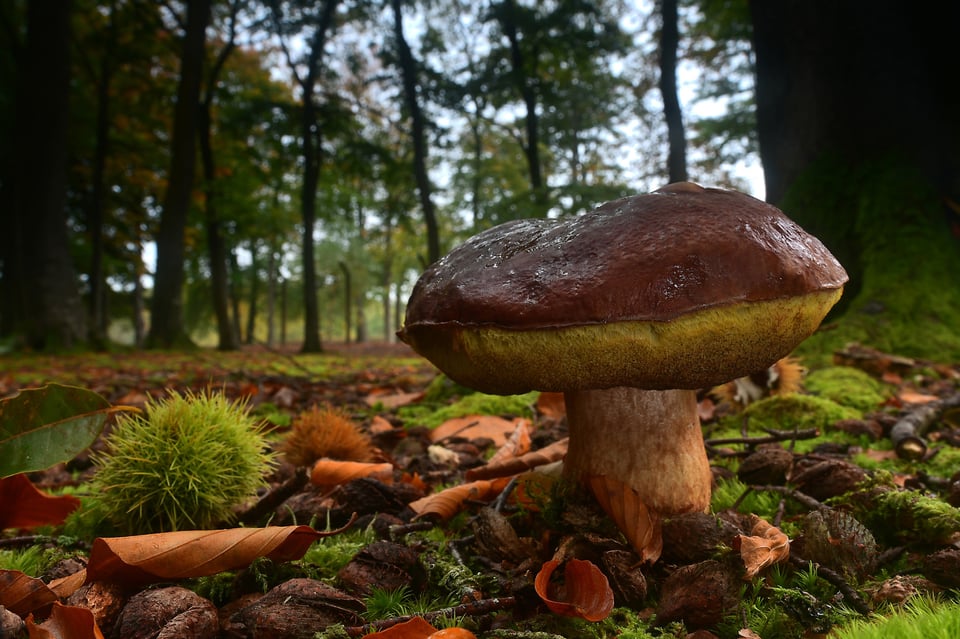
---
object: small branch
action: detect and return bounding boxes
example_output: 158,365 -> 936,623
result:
889,393 -> 960,460
706,428 -> 819,448
750,485 -> 828,512
790,555 -> 871,616
237,466 -> 310,525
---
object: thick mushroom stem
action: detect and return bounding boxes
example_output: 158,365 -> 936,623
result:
563,386 -> 713,562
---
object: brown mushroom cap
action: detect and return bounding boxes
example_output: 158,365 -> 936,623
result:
399,183 -> 848,395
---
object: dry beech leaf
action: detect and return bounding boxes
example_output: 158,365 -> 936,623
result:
365,390 -> 424,409
430,415 -> 526,448
408,478 -> 511,520
0,473 -> 81,530
310,459 -> 394,489
736,515 -> 790,578
24,601 -> 104,639
0,569 -> 58,617
485,420 -> 532,465
50,525 -> 340,595
536,392 -> 566,419
898,390 -> 940,404
369,415 -> 398,434
361,616 -> 478,639
465,437 -> 568,481
587,475 -> 662,563
534,558 -> 615,622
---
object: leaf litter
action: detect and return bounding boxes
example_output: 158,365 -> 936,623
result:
0,342 -> 959,638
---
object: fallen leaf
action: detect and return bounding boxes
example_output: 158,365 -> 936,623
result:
361,616 -> 437,639
534,558 -> 614,622
736,515 -> 790,578
484,420 -> 532,466
430,415 -> 524,448
0,473 -> 81,530
369,415 -> 398,434
536,392 -> 566,419
898,390 -> 940,404
364,390 -> 424,409
409,478 -> 511,521
587,475 -> 662,563
51,525 -> 341,594
465,437 -> 568,481
0,569 -> 58,617
428,629 -> 478,638
739,628 -> 763,638
310,458 -> 394,488
24,601 -> 104,639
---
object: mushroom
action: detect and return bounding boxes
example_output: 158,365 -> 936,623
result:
397,182 -> 848,562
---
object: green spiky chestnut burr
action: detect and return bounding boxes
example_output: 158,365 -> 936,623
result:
90,390 -> 275,535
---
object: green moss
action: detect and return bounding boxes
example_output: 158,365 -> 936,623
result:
712,394 -> 862,455
399,390 -> 538,429
784,157 -> 960,366
832,597 -> 960,639
837,476 -> 960,547
804,366 -> 889,412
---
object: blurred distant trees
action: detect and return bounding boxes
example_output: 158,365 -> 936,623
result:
2,0 -> 953,357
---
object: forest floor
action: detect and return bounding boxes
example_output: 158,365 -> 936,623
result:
2,341 -> 960,639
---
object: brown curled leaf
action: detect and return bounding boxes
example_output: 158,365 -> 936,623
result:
534,558 -> 615,622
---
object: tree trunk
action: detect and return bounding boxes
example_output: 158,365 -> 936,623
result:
658,0 -> 687,183
266,247 -> 277,346
5,0 -> 87,349
198,12 -> 239,351
147,0 -> 211,349
245,247 -> 259,344
751,1 -> 960,206
498,0 -> 545,209
338,261 -> 351,343
392,0 -> 440,264
750,0 -> 960,361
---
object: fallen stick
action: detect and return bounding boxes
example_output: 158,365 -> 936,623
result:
889,393 -> 960,460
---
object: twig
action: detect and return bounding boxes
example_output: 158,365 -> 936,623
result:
750,485 -> 828,512
343,597 -> 516,637
889,393 -> 960,460
706,428 -> 819,447
789,555 -> 871,616
237,466 -> 310,525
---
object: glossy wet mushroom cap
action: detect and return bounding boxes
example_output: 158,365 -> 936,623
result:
399,182 -> 848,394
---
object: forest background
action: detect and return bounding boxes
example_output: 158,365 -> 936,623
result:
1,0 -> 958,361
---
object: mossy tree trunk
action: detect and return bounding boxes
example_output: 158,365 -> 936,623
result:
750,2 -> 960,362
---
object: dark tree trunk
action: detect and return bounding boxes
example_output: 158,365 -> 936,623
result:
498,0 -> 545,209
751,1 -> 960,205
198,7 -> 239,351
658,0 -> 687,183
392,0 -> 440,264
338,261 -> 351,343
245,247 -> 259,344
269,0 -> 340,353
750,1 -> 960,360
5,0 -> 87,349
147,0 -> 211,348
87,4 -> 118,349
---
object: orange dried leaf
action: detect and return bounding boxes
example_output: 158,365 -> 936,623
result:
430,415 -> 524,448
310,459 -> 394,489
466,437 -> 568,481
534,558 -> 614,622
80,525 -> 334,589
536,392 -> 566,419
428,629 -> 478,638
898,390 -> 939,404
587,475 -> 662,563
365,390 -> 424,409
362,616 -> 437,638
409,478 -> 511,520
0,569 -> 58,617
25,601 -> 104,639
737,515 -> 790,578
0,473 -> 81,530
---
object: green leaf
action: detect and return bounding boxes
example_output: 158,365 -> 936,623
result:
0,384 -> 118,478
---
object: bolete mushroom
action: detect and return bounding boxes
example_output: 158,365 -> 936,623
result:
397,182 -> 848,562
